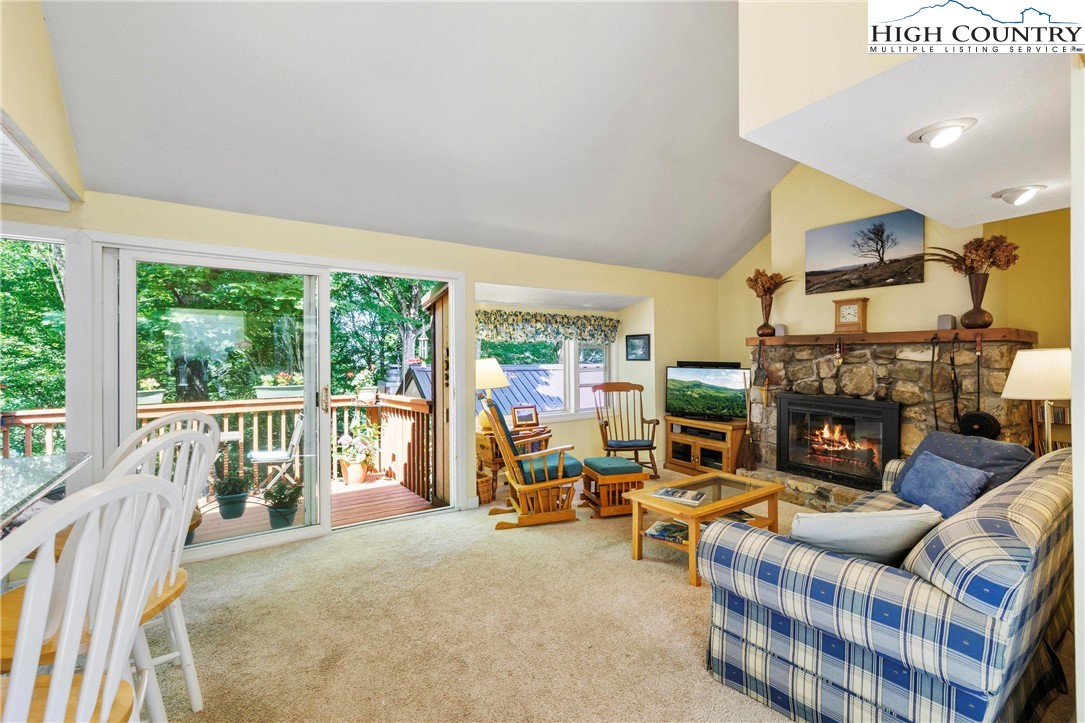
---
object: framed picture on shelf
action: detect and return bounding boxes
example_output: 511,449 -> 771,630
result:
626,334 -> 651,361
511,404 -> 539,429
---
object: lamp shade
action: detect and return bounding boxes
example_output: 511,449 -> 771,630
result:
475,358 -> 510,391
1001,348 -> 1072,401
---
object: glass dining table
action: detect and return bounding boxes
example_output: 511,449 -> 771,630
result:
0,452 -> 91,529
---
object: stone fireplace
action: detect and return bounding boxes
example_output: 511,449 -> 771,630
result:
743,328 -> 1035,511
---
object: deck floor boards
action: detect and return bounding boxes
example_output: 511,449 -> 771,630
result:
191,476 -> 435,544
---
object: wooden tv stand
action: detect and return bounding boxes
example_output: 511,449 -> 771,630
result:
664,416 -> 747,476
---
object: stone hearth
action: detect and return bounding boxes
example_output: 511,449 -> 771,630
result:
745,330 -> 1035,509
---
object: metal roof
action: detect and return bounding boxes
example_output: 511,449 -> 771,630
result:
476,365 -> 564,416
399,365 -> 433,401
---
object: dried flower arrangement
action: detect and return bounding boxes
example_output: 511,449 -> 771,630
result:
746,269 -> 794,298
924,235 -> 1020,276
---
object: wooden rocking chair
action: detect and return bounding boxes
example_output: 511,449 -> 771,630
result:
480,396 -> 582,530
592,382 -> 660,478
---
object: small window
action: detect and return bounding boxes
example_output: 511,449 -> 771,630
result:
577,345 -> 607,412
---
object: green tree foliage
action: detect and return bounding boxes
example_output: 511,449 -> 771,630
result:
330,273 -> 438,394
1,239 -> 66,411
480,340 -> 561,365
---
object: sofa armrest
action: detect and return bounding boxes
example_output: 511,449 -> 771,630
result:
697,521 -> 1011,694
881,458 -> 906,491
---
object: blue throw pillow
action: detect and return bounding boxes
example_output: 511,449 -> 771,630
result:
898,451 -> 992,518
892,431 -> 1034,494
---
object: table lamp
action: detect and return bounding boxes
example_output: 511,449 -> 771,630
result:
476,358 -> 510,431
1001,348 -> 1072,453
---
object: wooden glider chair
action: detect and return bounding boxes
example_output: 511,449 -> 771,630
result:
592,382 -> 660,478
480,396 -> 581,530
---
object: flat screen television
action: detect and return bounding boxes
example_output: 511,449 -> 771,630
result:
665,366 -> 748,421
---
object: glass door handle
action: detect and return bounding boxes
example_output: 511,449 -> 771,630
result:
320,384 -> 330,412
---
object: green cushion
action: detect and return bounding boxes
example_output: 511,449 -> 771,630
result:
584,456 -> 645,476
517,453 -> 583,484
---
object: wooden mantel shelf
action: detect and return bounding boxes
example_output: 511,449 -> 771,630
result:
745,327 -> 1037,347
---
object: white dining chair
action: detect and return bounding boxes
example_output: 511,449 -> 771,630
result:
108,427 -> 218,721
104,411 -> 219,476
1,474 -> 181,723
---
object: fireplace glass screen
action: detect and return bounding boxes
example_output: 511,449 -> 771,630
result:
787,411 -> 882,485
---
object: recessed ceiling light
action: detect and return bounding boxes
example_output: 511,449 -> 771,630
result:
907,118 -> 978,149
992,185 -> 1046,206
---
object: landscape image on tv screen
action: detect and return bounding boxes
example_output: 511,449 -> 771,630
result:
666,367 -> 747,419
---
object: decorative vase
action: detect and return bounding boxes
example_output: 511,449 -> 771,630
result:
756,295 -> 776,337
960,272 -> 994,329
215,492 -> 249,520
267,506 -> 298,529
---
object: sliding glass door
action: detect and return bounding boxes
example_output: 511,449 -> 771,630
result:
118,251 -> 328,545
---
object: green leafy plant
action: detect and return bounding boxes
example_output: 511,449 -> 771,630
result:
348,365 -> 378,391
138,377 -> 161,391
263,480 -> 303,509
259,371 -> 303,386
215,474 -> 252,497
335,413 -> 380,466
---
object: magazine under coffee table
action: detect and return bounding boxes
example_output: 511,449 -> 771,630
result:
624,472 -> 785,586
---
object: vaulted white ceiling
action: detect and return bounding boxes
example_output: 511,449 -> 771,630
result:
41,2 -> 795,278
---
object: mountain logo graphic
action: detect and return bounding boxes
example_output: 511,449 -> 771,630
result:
883,0 -> 1076,25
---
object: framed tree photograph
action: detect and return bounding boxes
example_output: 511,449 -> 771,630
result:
511,404 -> 539,428
805,209 -> 925,294
625,334 -> 650,361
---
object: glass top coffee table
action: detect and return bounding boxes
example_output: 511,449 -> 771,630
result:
624,472 -> 785,586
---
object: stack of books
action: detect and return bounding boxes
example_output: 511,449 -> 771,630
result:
644,510 -> 755,545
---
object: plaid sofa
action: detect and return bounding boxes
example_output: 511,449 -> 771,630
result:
697,448 -> 1073,723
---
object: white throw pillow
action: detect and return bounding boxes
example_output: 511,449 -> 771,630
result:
790,505 -> 943,565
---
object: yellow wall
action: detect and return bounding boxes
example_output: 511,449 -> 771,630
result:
0,1 -> 84,198
3,192 -> 720,486
718,166 -> 1071,353
718,233 -> 770,364
738,1 -> 911,137
766,165 -> 995,335
616,297 -> 657,426
984,209 -> 1072,348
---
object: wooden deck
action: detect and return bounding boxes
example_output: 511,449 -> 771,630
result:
191,475 -> 436,544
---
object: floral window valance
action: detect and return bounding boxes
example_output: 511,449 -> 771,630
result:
475,310 -> 619,346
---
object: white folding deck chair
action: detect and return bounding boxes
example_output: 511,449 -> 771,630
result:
250,412 -> 304,493
1,474 -> 180,723
109,427 -> 218,721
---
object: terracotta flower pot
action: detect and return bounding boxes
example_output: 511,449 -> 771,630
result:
756,295 -> 777,337
339,459 -> 369,484
960,272 -> 994,329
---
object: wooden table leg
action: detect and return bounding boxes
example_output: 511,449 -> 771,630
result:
688,517 -> 701,586
631,500 -> 643,560
768,494 -> 779,533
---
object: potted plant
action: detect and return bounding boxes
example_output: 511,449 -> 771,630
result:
263,479 -> 303,529
349,366 -> 379,404
254,371 -> 304,399
925,234 -> 1020,328
336,414 -> 380,484
746,269 -> 794,337
137,377 -> 166,405
214,474 -> 252,519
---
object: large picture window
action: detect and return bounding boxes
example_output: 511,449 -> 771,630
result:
478,338 -> 609,417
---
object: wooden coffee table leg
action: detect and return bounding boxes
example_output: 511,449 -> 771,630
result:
768,493 -> 779,533
631,500 -> 643,560
688,517 -> 701,586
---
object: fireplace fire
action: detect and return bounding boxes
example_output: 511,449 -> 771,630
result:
777,393 -> 900,491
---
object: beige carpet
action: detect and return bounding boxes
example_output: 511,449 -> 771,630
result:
152,471 -> 1074,722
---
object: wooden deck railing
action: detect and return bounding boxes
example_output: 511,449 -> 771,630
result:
2,394 -> 434,499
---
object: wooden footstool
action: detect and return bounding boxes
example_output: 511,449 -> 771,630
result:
580,457 -> 649,518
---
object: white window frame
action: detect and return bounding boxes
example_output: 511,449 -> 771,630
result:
480,338 -> 615,424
